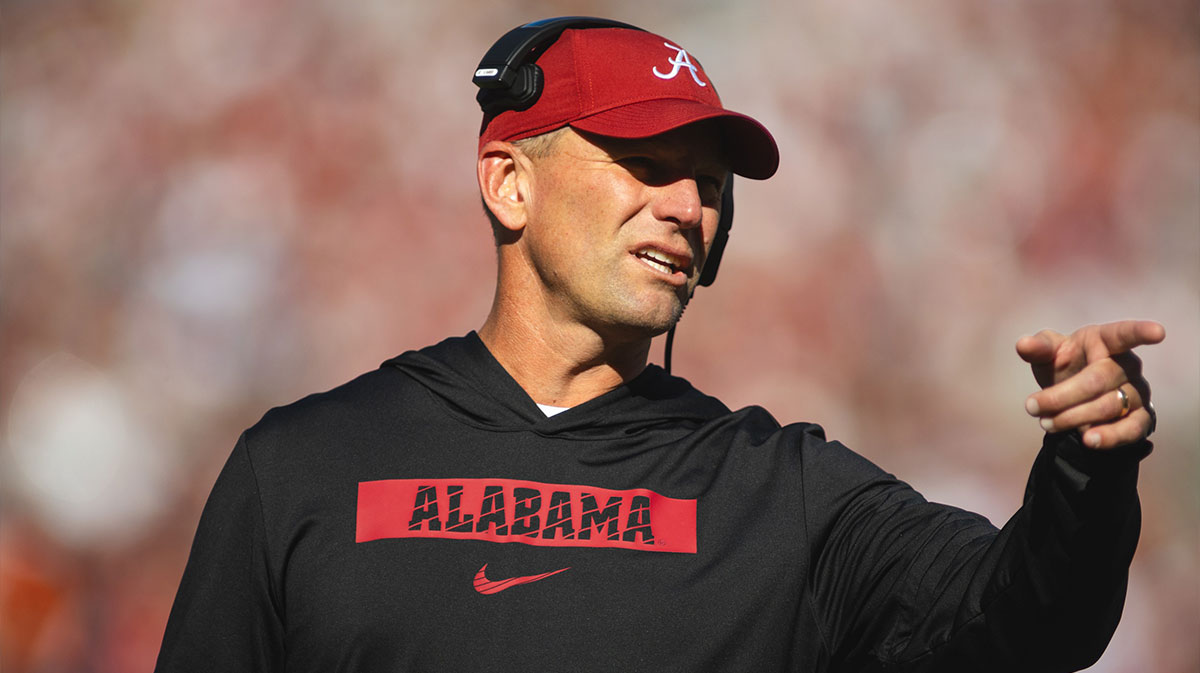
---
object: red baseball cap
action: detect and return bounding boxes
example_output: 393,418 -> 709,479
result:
478,27 -> 779,180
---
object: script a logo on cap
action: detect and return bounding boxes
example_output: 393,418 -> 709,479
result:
652,42 -> 707,87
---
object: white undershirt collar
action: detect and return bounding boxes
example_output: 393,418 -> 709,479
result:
536,403 -> 571,417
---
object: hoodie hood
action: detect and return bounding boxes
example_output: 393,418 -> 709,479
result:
382,332 -> 730,442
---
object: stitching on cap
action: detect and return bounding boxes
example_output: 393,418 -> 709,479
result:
573,30 -> 591,116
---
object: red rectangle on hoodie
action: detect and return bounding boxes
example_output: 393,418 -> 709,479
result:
356,478 -> 697,554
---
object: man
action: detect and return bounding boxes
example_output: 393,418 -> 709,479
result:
155,18 -> 1164,672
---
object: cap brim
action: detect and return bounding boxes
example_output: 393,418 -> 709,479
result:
570,99 -> 779,180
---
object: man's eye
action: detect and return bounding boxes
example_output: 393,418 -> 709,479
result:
698,176 -> 724,203
618,157 -> 658,177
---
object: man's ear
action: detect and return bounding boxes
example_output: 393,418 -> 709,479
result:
478,141 -> 530,234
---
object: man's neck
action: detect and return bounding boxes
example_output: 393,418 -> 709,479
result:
477,308 -> 652,408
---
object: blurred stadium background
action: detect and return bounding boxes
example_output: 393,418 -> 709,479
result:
1,1 -> 1197,671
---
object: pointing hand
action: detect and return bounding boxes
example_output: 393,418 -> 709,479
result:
1016,320 -> 1165,449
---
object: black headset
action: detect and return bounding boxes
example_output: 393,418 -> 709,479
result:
472,16 -> 734,288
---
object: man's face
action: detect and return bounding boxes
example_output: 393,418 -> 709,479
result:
517,124 -> 728,341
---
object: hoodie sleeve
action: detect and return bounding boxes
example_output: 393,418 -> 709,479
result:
804,429 -> 1147,673
154,434 -> 285,673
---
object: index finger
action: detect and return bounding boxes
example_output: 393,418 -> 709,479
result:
1084,320 -> 1166,361
1015,329 -> 1066,364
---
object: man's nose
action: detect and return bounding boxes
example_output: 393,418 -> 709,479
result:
651,177 -> 703,229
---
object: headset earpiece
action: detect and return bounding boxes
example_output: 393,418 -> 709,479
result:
474,17 -> 642,117
475,64 -> 544,116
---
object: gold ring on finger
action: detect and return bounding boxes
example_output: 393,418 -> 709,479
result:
1115,387 -> 1130,418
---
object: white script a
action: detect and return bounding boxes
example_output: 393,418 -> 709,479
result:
652,43 -> 707,87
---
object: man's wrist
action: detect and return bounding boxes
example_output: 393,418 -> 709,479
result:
1050,430 -> 1153,474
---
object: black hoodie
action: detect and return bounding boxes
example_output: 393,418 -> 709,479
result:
156,333 -> 1147,672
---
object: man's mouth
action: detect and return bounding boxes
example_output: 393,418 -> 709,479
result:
634,248 -> 689,276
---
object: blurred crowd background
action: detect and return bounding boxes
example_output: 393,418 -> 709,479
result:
2,0 -> 1197,671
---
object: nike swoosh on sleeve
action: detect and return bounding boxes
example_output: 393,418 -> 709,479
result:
473,563 -> 570,594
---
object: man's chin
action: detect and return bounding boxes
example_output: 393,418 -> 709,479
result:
589,302 -> 686,343
580,282 -> 693,339
632,300 -> 688,338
